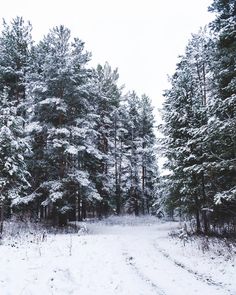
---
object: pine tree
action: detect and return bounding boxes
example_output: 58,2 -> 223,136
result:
0,16 -> 33,126
92,62 -> 123,215
208,0 -> 236,221
162,57 -> 196,222
0,89 -> 30,232
26,26 -> 100,223
161,30 -> 214,232
139,94 -> 158,214
0,17 -> 32,231
162,14 -> 236,232
123,92 -> 142,214
0,18 -> 160,223
124,92 -> 158,215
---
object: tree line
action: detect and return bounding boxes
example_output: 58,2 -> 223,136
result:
0,17 -> 158,227
161,0 -> 236,235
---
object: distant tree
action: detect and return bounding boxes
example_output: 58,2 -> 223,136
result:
124,92 -> 158,215
139,94 -> 158,214
92,62 -> 123,215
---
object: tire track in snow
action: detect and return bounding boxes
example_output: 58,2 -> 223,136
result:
153,242 -> 231,294
122,251 -> 166,295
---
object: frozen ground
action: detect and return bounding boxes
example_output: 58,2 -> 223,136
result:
0,216 -> 235,295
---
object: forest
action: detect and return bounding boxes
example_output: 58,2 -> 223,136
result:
0,0 -> 235,237
160,0 -> 236,235
0,16 -> 158,228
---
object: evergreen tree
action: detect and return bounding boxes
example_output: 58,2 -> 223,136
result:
208,0 -> 236,219
26,26 -> 100,223
0,17 -> 33,114
0,17 -> 32,230
162,8 -> 236,232
124,92 -> 142,214
124,92 -> 158,215
92,62 -> 123,215
0,89 -> 30,232
139,94 -> 158,214
0,18 -> 160,224
161,30 -> 214,232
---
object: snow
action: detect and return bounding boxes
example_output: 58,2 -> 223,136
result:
39,97 -> 62,105
0,216 -> 235,295
25,122 -> 42,133
68,170 -> 90,187
65,145 -> 78,155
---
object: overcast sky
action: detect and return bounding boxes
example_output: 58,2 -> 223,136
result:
0,0 -> 214,120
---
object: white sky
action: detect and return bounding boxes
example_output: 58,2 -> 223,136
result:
0,0 -> 214,121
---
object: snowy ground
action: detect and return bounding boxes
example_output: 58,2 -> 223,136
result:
0,216 -> 235,295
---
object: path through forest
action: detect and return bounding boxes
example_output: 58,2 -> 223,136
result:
0,217 -> 234,295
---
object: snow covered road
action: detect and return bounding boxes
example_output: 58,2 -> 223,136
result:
0,217 -> 235,295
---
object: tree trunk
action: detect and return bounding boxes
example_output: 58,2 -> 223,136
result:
194,196 -> 201,233
118,139 -> 123,213
201,171 -> 208,235
142,165 -> 145,214
82,200 -> 86,219
114,116 -> 120,214
0,204 -> 4,237
75,194 -> 80,221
